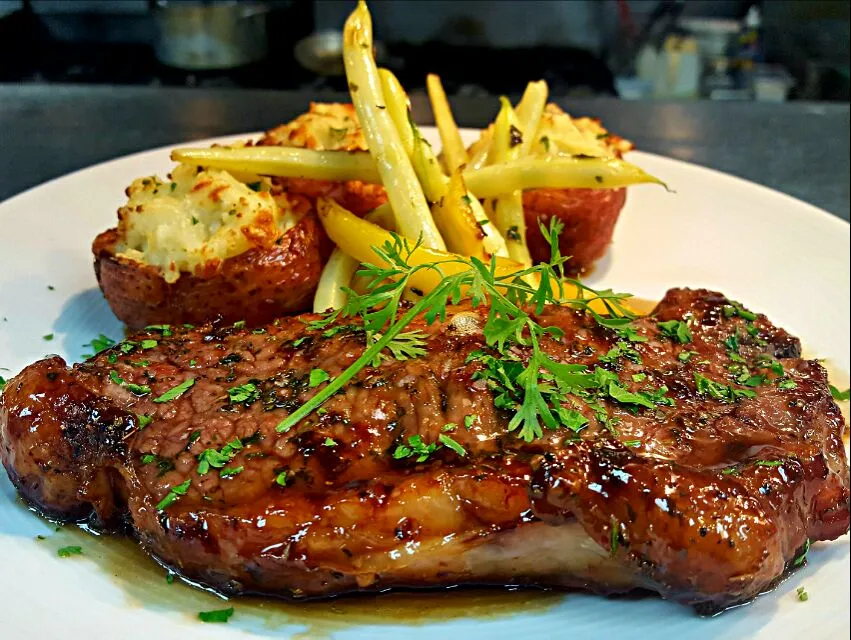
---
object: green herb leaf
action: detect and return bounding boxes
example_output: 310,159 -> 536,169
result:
156,478 -> 191,511
438,434 -> 467,456
83,333 -> 116,357
220,465 -> 244,478
57,545 -> 82,558
323,437 -> 337,447
136,414 -> 153,429
607,381 -> 656,409
43,333 -> 54,342
227,382 -> 259,404
198,607 -> 234,623
145,324 -> 173,337
694,373 -> 757,403
755,459 -> 783,467
657,320 -> 692,344
796,587 -> 809,602
830,385 -> 850,402
308,369 -> 330,388
153,378 -> 195,403
275,471 -> 289,486
792,539 -> 810,567
140,339 -> 158,349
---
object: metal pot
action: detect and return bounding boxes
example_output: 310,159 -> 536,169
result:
154,1 -> 269,71
294,30 -> 388,77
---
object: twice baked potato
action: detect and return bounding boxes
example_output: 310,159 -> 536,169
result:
258,103 -> 387,216
474,104 -> 635,275
93,163 -> 329,329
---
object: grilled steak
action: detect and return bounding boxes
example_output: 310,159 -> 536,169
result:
1,289 -> 848,612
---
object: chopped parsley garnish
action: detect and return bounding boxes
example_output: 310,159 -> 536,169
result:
141,454 -> 156,464
127,382 -> 152,395
43,333 -> 54,341
778,380 -> 798,390
322,437 -> 337,447
609,519 -> 620,555
694,373 -> 756,403
82,333 -> 116,357
622,439 -> 641,447
220,465 -> 244,478
227,382 -> 259,404
464,414 -> 478,429
631,373 -> 647,383
197,437 -> 243,475
793,539 -> 810,567
796,586 -> 809,602
140,339 -> 158,349
275,471 -> 289,486
678,350 -> 697,363
136,414 -> 153,429
755,459 -> 783,467
438,434 -> 467,456
0,375 -> 6,390
109,370 -> 125,385
153,378 -> 195,403
145,324 -> 173,337
233,320 -> 246,329
57,545 -> 83,558
657,320 -> 692,344
723,302 -> 757,321
393,435 -> 438,462
155,478 -> 191,511
442,423 -> 457,432
607,381 -> 656,409
198,607 -> 234,623
308,368 -> 330,388
830,385 -> 850,402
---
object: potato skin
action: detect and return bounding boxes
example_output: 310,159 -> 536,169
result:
522,187 -> 627,276
93,212 -> 330,329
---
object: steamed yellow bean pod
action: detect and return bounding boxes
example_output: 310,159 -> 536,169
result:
426,73 -> 469,174
343,1 -> 445,250
172,146 -> 665,196
316,198 -> 523,294
171,146 -> 380,183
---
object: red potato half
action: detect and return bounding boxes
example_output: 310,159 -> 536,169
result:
523,187 -> 627,276
92,211 -> 330,330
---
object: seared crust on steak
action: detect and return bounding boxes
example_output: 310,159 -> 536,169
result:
1,289 -> 848,610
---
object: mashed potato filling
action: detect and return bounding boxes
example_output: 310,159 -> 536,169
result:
115,163 -> 298,283
261,102 -> 367,151
531,104 -> 632,158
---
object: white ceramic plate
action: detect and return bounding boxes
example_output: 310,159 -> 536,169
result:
0,129 -> 848,639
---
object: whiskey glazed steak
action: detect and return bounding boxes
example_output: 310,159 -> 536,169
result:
1,289 -> 848,612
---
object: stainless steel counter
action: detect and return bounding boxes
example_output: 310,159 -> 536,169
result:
0,84 -> 848,220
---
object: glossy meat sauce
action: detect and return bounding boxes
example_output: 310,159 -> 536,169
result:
1,289 -> 848,611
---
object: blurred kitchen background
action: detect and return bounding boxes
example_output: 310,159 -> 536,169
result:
0,0 -> 848,102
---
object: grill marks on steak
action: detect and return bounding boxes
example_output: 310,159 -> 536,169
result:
0,289 -> 848,610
